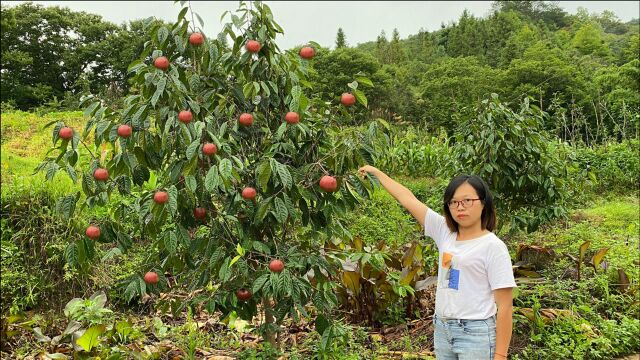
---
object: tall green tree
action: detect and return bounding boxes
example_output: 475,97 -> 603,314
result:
375,30 -> 389,64
419,56 -> 503,134
0,2 -> 147,110
335,27 -> 347,48
388,28 -> 407,63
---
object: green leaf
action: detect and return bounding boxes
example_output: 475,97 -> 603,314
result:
276,162 -> 292,189
320,325 -> 335,351
195,13 -> 204,27
205,166 -> 219,192
56,193 -> 78,220
353,89 -> 368,108
157,26 -> 169,43
64,243 -> 79,267
354,76 -> 373,87
174,34 -> 185,54
254,198 -> 271,224
176,224 -> 190,247
186,140 -> 200,161
252,241 -> 271,255
165,231 -> 177,255
84,102 -> 100,119
151,77 -> 166,107
252,274 -> 270,294
185,175 -> 197,193
167,185 -> 178,215
76,325 -> 105,352
273,197 -> 288,223
132,165 -> 150,186
219,158 -> 232,179
256,161 -> 272,191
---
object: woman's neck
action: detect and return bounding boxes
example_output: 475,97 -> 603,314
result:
457,224 -> 489,241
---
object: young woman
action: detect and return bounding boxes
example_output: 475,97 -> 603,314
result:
358,165 -> 516,360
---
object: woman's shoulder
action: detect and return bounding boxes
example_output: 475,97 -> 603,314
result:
482,232 -> 510,250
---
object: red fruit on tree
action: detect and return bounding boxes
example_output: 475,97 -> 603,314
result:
59,127 -> 73,140
202,143 -> 217,156
319,175 -> 338,192
340,93 -> 356,106
299,46 -> 315,59
153,56 -> 169,70
94,168 -> 109,181
178,110 -> 193,124
189,32 -> 204,46
144,271 -> 159,285
154,191 -> 169,204
269,259 -> 285,273
242,187 -> 257,200
239,113 -> 254,126
284,111 -> 299,125
236,288 -> 252,301
117,124 -> 132,137
85,225 -> 101,240
194,207 -> 206,220
245,40 -> 261,53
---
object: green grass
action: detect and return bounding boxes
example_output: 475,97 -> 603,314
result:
513,194 -> 639,280
0,110 -> 108,198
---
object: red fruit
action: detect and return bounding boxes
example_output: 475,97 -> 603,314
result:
178,110 -> 193,124
154,191 -> 169,204
117,124 -> 132,138
189,32 -> 204,46
202,143 -> 217,156
341,93 -> 356,106
299,46 -> 315,59
319,175 -> 338,192
194,207 -> 206,220
153,56 -> 169,70
59,127 -> 73,140
242,187 -> 257,200
245,40 -> 261,53
144,271 -> 159,285
239,113 -> 254,126
236,288 -> 252,301
85,225 -> 101,240
269,259 -> 285,273
284,111 -> 300,125
94,168 -> 109,181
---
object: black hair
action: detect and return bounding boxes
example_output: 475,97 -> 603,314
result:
442,174 -> 496,233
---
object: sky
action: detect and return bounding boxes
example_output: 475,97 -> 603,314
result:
2,1 -> 639,49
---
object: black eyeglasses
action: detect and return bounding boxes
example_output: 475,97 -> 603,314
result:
447,198 -> 481,208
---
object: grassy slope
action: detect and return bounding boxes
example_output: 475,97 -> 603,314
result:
1,111 -> 88,196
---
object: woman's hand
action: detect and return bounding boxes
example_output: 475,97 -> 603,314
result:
358,165 -> 380,177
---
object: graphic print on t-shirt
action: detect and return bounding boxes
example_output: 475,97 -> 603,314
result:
442,252 -> 453,268
448,268 -> 460,290
441,252 -> 460,290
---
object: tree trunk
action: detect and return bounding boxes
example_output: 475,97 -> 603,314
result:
262,297 -> 277,346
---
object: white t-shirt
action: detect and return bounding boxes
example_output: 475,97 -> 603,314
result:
424,208 -> 516,320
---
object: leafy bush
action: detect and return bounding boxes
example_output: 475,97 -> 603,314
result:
572,139 -> 640,194
374,125 -> 454,178
342,188 -> 419,247
454,94 -> 571,233
0,183 -> 82,314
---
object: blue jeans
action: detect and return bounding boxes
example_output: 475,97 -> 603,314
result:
433,314 -> 497,360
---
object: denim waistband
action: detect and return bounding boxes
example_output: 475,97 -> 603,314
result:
433,313 -> 496,325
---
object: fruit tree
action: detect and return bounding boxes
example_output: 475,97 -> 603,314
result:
37,0 -> 384,345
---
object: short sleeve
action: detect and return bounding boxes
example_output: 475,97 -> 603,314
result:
486,241 -> 517,290
423,208 -> 450,250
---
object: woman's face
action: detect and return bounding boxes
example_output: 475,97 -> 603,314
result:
448,182 -> 484,228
